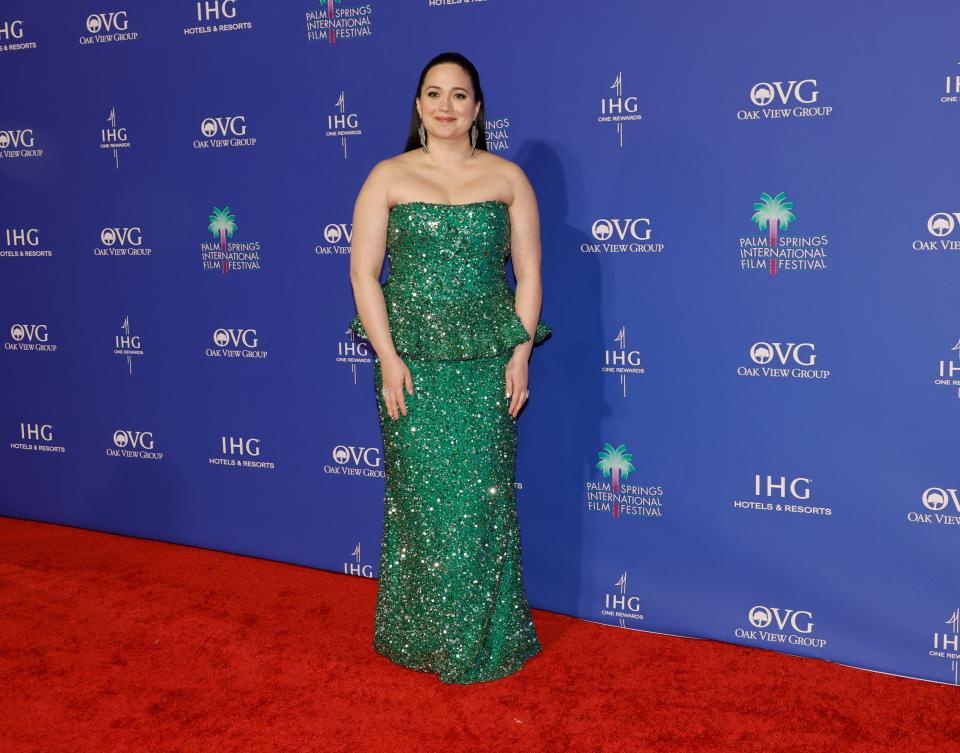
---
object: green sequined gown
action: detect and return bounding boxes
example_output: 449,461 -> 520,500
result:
348,199 -> 551,684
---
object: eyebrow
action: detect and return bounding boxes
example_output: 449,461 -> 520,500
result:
424,85 -> 470,93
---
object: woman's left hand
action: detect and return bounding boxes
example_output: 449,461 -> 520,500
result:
505,351 -> 530,417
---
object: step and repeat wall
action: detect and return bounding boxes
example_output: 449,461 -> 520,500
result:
2,1 -> 958,685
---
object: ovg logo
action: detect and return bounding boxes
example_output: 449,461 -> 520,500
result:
598,71 -> 642,147
325,444 -> 384,478
80,11 -> 137,44
738,79 -> 832,120
748,605 -> 813,633
913,212 -> 960,253
923,487 -> 957,512
739,341 -> 829,380
739,192 -> 829,275
194,115 -> 256,150
205,327 -> 267,359
586,442 -> 664,519
582,215 -> 663,255
0,128 -> 42,158
909,487 -> 960,526
94,226 -> 151,257
736,604 -> 826,649
315,215 -> 353,256
5,322 -> 55,352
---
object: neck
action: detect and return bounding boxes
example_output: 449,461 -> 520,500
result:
424,134 -> 475,168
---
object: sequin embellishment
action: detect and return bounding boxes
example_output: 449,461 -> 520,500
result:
348,200 -> 551,683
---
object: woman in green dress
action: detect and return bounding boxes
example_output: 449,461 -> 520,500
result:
347,52 -> 551,684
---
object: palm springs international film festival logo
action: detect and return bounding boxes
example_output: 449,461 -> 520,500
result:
114,316 -> 143,375
306,1 -> 373,44
194,115 -> 256,150
737,79 -> 832,121
0,127 -> 42,159
740,192 -> 829,275
5,323 -> 57,353
0,226 -> 53,257
934,339 -> 960,398
107,429 -> 164,461
205,328 -> 268,359
598,72 -> 642,147
100,107 -> 131,169
737,340 -> 830,380
915,211 -> 960,253
736,604 -> 826,649
79,11 -> 139,45
201,207 -> 261,273
0,18 -> 37,52
183,0 -> 253,35
602,326 -> 645,398
586,443 -> 664,519
909,486 -> 960,527
327,91 -> 362,158
931,609 -> 960,685
600,571 -> 644,628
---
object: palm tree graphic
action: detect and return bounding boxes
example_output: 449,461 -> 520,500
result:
751,192 -> 795,276
596,443 -> 636,517
325,0 -> 340,44
208,206 -> 237,275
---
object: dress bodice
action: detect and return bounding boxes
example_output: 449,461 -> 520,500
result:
348,200 -> 551,361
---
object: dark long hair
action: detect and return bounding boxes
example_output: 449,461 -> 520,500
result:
403,52 -> 488,153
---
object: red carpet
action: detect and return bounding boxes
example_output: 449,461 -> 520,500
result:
0,515 -> 955,753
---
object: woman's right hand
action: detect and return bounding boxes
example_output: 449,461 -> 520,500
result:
380,353 -> 414,420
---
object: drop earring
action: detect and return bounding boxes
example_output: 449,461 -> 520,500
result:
418,119 -> 428,153
470,121 -> 478,155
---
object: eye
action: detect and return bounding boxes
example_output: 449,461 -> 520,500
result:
455,93 -> 466,99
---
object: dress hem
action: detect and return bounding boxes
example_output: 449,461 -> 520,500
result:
373,640 -> 543,685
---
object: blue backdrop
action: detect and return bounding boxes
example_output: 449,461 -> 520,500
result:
2,0 -> 958,686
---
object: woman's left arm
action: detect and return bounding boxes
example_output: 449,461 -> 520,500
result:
505,163 -> 545,416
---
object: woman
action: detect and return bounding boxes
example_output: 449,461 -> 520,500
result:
347,51 -> 551,684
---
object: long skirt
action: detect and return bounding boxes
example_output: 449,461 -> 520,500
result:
371,350 -> 542,684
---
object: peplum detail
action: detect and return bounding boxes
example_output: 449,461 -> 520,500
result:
346,199 -> 551,362
348,283 -> 551,362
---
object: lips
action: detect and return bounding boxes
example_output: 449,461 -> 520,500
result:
435,117 -> 455,122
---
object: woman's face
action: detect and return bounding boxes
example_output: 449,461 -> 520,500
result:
416,63 -> 481,140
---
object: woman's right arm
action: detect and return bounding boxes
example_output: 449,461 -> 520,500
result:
349,161 -> 398,362
348,161 -> 413,419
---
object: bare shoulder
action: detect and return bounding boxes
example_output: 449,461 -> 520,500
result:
483,152 -> 533,204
